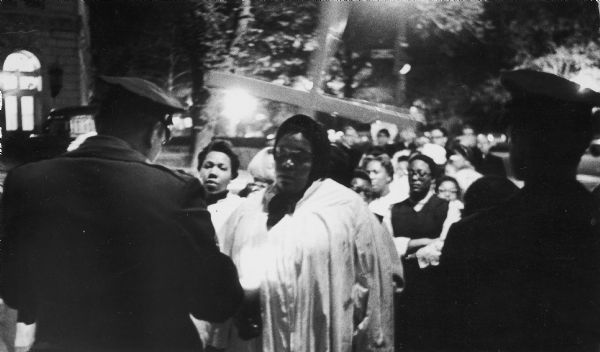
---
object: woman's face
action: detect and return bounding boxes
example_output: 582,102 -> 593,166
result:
366,160 -> 392,196
199,151 -> 233,195
449,152 -> 468,170
274,132 -> 313,195
437,180 -> 459,201
408,159 -> 433,196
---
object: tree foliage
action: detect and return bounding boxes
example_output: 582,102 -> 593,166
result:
404,0 -> 599,130
87,0 -> 600,133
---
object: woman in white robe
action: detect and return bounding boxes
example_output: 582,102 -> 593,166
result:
208,115 -> 399,352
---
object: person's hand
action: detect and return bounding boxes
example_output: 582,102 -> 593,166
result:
406,237 -> 437,255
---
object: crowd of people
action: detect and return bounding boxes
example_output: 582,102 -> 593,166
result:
0,69 -> 599,352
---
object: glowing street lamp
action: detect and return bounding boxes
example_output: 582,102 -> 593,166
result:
222,88 -> 258,123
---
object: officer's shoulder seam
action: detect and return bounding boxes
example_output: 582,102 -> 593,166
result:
142,162 -> 196,182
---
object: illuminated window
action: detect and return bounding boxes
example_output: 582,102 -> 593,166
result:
1,50 -> 41,132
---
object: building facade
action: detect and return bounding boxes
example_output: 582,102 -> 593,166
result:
0,0 -> 89,144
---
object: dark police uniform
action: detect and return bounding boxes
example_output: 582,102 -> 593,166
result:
435,71 -> 600,351
0,77 -> 243,351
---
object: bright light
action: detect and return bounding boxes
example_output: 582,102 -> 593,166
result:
399,63 -> 411,75
238,246 -> 270,290
222,88 -> 258,122
571,70 -> 600,92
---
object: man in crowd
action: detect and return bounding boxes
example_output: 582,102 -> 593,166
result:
476,133 -> 506,177
376,128 -> 391,146
0,76 -> 243,351
429,124 -> 449,150
436,70 -> 600,350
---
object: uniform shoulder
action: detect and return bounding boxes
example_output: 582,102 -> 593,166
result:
145,164 -> 198,183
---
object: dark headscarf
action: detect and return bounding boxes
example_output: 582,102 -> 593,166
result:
274,114 -> 330,184
267,114 -> 330,228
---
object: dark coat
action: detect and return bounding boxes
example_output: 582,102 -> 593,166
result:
391,195 -> 449,240
0,135 -> 243,351
391,195 -> 449,350
435,180 -> 600,351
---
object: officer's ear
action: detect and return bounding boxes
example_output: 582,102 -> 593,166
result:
145,121 -> 164,149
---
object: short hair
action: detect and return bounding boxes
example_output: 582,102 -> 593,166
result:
365,146 -> 388,158
435,175 -> 462,199
343,125 -> 357,134
196,140 -> 240,179
449,141 -> 482,168
429,124 -> 448,137
462,123 -> 475,133
366,154 -> 394,177
408,153 -> 440,178
397,155 -> 410,163
352,169 -> 371,184
377,128 -> 391,138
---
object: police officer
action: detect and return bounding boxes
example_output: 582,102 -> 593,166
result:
435,70 -> 600,351
0,76 -> 243,351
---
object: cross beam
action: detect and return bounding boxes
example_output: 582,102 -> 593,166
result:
205,71 -> 417,130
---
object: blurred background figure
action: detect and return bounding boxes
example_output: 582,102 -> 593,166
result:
436,176 -> 462,203
376,128 -> 398,157
376,128 -> 391,146
338,125 -> 364,172
240,146 -> 276,197
399,128 -> 418,152
341,125 -> 360,147
420,143 -> 447,167
197,140 -> 243,239
435,175 -> 464,239
414,134 -> 431,151
429,124 -> 449,149
366,154 -> 402,223
476,133 -> 507,177
460,123 -> 477,147
446,142 -> 483,193
350,169 -> 373,203
389,150 -> 411,203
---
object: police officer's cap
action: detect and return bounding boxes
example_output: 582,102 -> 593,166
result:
500,69 -> 600,131
98,75 -> 185,113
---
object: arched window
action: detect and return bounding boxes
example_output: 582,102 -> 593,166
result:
1,50 -> 42,132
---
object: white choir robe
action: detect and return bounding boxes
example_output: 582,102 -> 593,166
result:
208,179 -> 401,352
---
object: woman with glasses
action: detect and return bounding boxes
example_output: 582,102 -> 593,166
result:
390,153 -> 450,350
208,115 -> 398,352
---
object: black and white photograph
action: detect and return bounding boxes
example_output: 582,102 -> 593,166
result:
0,1 -> 599,351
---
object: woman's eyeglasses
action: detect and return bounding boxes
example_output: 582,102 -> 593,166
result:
408,169 -> 431,179
438,188 -> 458,194
273,147 -> 312,165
